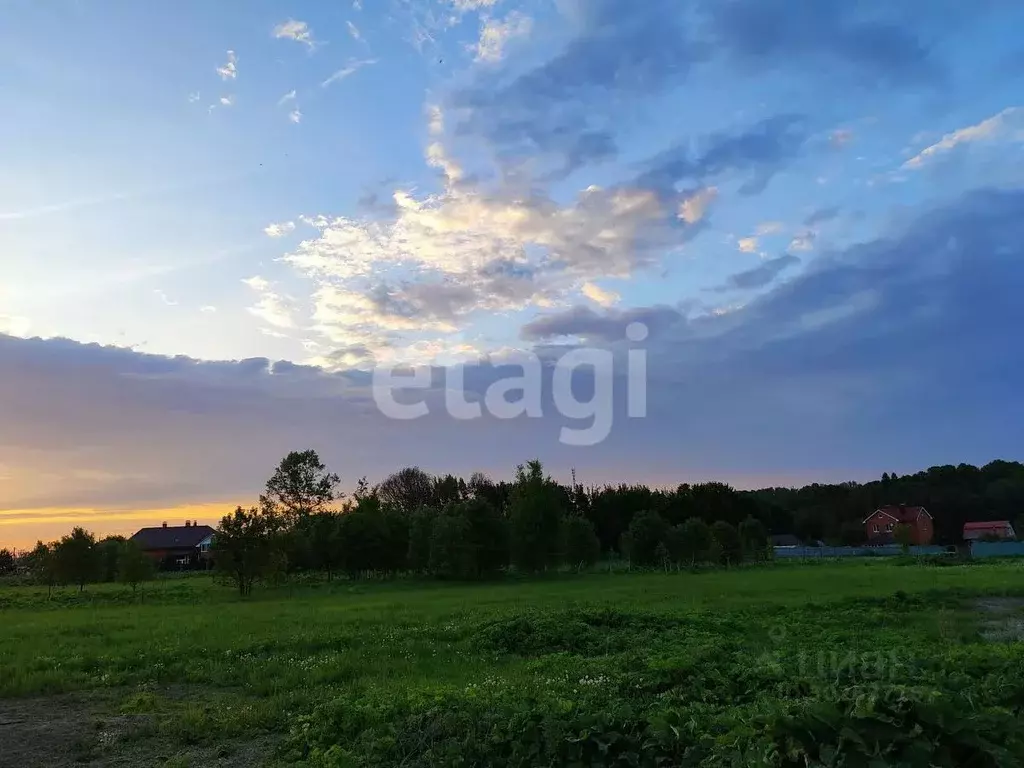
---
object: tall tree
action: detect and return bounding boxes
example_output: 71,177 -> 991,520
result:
27,541 -> 58,596
97,535 -> 126,582
261,450 -> 340,521
624,510 -> 671,566
0,548 -> 15,575
213,506 -> 285,597
562,517 -> 600,572
508,460 -> 564,573
376,467 -> 435,513
428,514 -> 475,579
711,521 -> 742,567
678,518 -> 712,567
117,540 -> 156,596
738,516 -> 769,563
53,527 -> 100,591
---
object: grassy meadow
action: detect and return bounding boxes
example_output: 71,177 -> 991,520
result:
2,560 -> 1024,766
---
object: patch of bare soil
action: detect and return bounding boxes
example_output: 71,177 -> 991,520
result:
975,597 -> 1024,642
0,690 -> 277,768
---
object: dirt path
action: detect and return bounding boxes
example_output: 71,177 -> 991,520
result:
0,690 -> 277,767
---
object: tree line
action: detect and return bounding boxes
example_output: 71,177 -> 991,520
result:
0,531 -> 155,595
4,455 -> 1022,595
210,451 -> 773,596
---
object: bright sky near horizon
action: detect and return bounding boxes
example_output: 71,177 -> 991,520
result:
2,0 -> 1024,548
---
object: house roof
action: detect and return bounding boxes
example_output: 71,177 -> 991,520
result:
862,505 -> 929,524
130,525 -> 215,550
963,521 -> 1013,531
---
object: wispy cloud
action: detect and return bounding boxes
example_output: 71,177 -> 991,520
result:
474,11 -> 532,63
242,276 -> 296,329
903,106 -> 1022,169
322,59 -> 378,87
347,21 -> 363,42
154,289 -> 178,307
289,109 -> 302,124
581,282 -> 619,308
216,50 -> 237,80
199,306 -> 217,314
273,19 -> 317,49
278,90 -> 297,105
678,187 -> 718,224
188,92 -> 201,103
737,237 -> 759,253
219,95 -> 234,107
264,221 -> 296,238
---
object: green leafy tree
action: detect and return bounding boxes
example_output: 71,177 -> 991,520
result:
407,507 -> 438,574
678,518 -> 712,566
654,541 -> 671,572
457,497 -> 509,577
53,527 -> 101,591
508,460 -> 564,573
711,521 -> 742,567
738,516 -> 769,563
96,535 -> 126,582
304,512 -> 344,581
376,467 -> 435,513
625,510 -> 671,566
0,548 -> 15,575
117,540 -> 156,596
213,506 -> 285,597
260,449 -> 340,522
428,514 -> 475,579
27,541 -> 58,596
893,523 -> 914,554
562,517 -> 600,572
337,508 -> 393,578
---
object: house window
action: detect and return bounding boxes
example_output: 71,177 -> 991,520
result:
886,523 -> 894,532
872,524 -> 879,533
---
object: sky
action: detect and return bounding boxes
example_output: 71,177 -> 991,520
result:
2,0 -> 1024,547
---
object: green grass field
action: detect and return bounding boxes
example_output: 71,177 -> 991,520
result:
2,560 -> 1024,767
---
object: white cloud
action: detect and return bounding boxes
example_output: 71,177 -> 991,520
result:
289,109 -> 303,124
273,19 -> 317,49
678,187 -> 718,224
451,0 -> 498,10
347,21 -> 363,42
264,221 -> 297,238
200,306 -> 217,314
581,282 -> 620,308
322,59 -> 378,87
903,107 -> 1023,169
219,96 -> 234,107
243,276 -> 296,330
154,289 -> 178,306
474,11 -> 532,63
737,237 -> 759,254
353,0 -> 362,9
0,315 -> 31,337
188,92 -> 201,103
278,90 -> 297,105
216,50 -> 237,80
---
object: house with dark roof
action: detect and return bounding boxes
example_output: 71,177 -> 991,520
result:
862,504 -> 933,545
963,521 -> 1016,542
130,521 -> 215,569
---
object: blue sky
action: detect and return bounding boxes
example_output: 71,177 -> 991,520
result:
1,0 -> 1024,543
